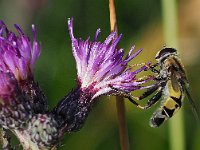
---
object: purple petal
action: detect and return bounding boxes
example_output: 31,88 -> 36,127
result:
94,29 -> 101,41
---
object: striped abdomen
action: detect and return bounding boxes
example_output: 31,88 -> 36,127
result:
150,80 -> 183,127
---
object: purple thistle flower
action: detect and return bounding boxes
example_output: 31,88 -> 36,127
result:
0,21 -> 41,81
0,21 -> 47,114
53,18 -> 152,133
0,21 -> 56,150
68,18 -> 151,99
0,21 -> 47,129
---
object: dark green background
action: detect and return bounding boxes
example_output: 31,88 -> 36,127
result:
0,0 -> 200,149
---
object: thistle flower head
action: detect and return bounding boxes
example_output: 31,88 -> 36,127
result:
0,21 -> 42,128
0,21 -> 41,81
68,18 -> 151,100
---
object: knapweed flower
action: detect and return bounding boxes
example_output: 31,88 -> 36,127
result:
0,21 -> 47,115
0,21 -> 47,129
53,18 -> 152,133
0,21 -> 57,149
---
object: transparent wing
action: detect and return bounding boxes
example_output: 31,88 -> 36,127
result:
171,71 -> 180,92
184,85 -> 200,124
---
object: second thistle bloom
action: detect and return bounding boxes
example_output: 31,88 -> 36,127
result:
0,21 -> 57,149
53,18 -> 151,133
0,21 -> 47,114
0,21 -> 46,128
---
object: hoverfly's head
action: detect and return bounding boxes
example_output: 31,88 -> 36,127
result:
155,47 -> 177,62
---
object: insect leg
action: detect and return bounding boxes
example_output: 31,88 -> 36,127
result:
126,86 -> 163,110
148,63 -> 160,74
135,85 -> 159,100
136,75 -> 155,83
143,87 -> 163,109
109,85 -> 145,109
128,62 -> 147,68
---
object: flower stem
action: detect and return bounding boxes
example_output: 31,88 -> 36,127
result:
109,1 -> 130,150
161,1 -> 185,150
109,0 -> 118,32
116,96 -> 130,150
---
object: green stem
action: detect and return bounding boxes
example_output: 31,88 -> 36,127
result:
161,1 -> 185,150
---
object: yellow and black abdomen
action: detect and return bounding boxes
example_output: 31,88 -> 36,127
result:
150,80 -> 183,127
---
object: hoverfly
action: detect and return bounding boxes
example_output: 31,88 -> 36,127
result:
111,47 -> 199,127
139,47 -> 199,127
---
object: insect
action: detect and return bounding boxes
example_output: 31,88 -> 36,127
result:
111,47 -> 199,127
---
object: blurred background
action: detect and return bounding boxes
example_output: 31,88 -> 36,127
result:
0,0 -> 200,149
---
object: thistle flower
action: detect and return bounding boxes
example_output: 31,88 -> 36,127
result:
0,21 -> 47,114
53,18 -> 152,133
0,21 -> 58,150
69,18 -> 151,98
0,21 -> 47,129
